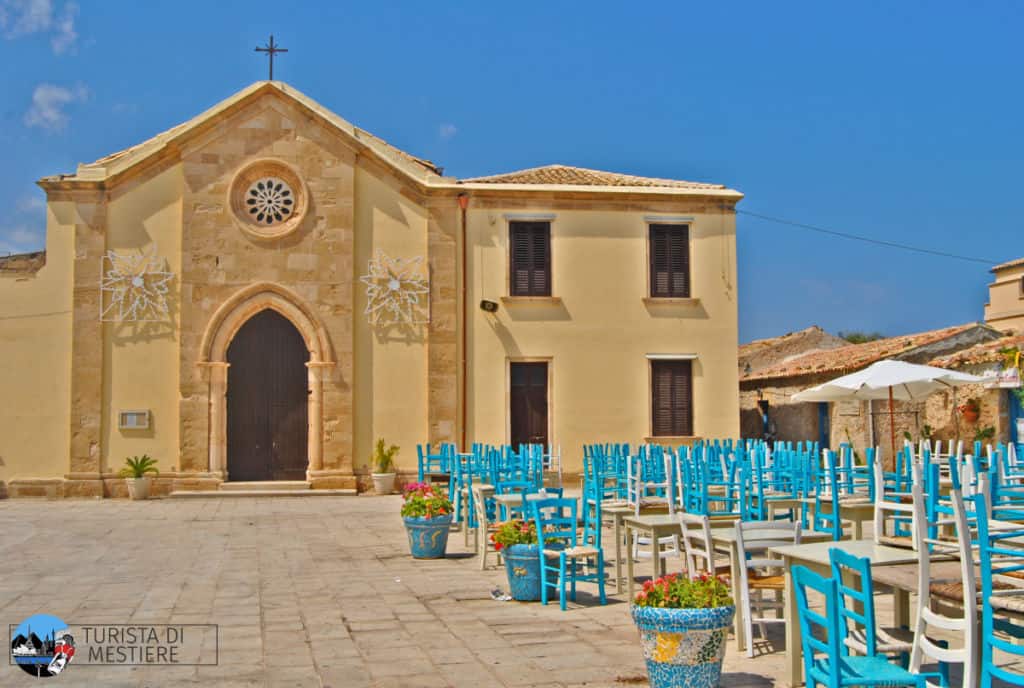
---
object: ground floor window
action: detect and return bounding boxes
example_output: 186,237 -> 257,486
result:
651,359 -> 693,436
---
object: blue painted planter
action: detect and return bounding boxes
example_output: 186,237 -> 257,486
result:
503,544 -> 542,601
403,514 -> 452,559
631,604 -> 735,688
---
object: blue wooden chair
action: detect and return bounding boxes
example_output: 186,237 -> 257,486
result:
495,479 -> 534,520
829,548 -> 912,668
793,564 -> 940,687
416,443 -> 451,483
530,497 -> 607,611
971,492 -> 1024,688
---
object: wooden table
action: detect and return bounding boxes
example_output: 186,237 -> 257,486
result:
769,539 -> 920,687
607,506 -> 739,593
492,490 -> 556,520
800,498 -> 874,539
872,558 -> 1024,616
710,528 -> 831,654
764,496 -> 804,520
624,514 -> 683,598
602,501 -> 635,593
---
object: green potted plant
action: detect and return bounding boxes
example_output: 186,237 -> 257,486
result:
975,425 -> 996,444
492,519 -> 543,601
119,455 -> 158,500
401,482 -> 453,558
371,438 -> 399,494
631,572 -> 734,688
958,397 -> 981,424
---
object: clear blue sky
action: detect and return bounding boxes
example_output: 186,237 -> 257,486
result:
1,1 -> 1020,342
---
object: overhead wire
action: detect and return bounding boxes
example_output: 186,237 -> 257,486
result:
735,209 -> 997,265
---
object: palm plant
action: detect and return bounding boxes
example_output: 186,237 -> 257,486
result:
119,454 -> 159,479
372,438 -> 399,474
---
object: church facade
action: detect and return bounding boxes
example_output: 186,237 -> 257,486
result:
0,82 -> 742,497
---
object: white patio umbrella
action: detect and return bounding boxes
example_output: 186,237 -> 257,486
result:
791,359 -> 984,461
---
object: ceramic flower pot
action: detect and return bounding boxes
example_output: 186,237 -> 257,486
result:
403,514 -> 452,558
631,604 -> 735,688
372,472 -> 396,495
962,409 -> 979,423
503,544 -> 543,601
126,477 -> 151,501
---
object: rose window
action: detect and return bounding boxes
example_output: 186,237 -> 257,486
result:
228,160 -> 306,239
245,177 -> 294,225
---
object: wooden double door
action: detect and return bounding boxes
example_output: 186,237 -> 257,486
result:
226,310 -> 310,481
510,362 -> 548,447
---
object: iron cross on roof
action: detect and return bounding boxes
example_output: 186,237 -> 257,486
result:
255,35 -> 288,80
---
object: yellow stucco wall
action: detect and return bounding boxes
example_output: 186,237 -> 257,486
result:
466,206 -> 739,472
352,166 -> 429,474
101,165 -> 183,474
985,264 -> 1024,333
1,83 -> 743,494
0,204 -> 73,482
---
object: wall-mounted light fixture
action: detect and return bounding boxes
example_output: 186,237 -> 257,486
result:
479,300 -> 499,313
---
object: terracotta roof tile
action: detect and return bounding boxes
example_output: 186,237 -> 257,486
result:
742,323 -> 986,382
929,334 -> 1024,368
459,164 -> 725,190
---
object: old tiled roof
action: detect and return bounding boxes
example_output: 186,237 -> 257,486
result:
459,164 -> 725,190
929,334 -> 1024,368
0,250 -> 46,274
738,326 -> 831,357
992,257 -> 1024,272
39,82 -> 742,199
742,323 -> 988,382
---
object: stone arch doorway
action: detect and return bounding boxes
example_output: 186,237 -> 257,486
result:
226,310 -> 309,481
199,282 -> 334,480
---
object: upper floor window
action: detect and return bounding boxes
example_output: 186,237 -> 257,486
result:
649,223 -> 690,298
510,221 -> 551,296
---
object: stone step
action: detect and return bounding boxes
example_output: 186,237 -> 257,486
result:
169,488 -> 356,499
219,481 -> 310,491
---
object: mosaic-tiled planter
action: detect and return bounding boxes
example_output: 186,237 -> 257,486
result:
631,604 -> 734,688
503,544 -> 542,601
403,514 -> 452,558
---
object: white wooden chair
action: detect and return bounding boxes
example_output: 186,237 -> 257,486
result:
628,448 -> 679,563
873,454 -> 920,549
679,512 -> 729,579
735,519 -> 801,657
909,483 -> 978,688
471,484 -> 500,570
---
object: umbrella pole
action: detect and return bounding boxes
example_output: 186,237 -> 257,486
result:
889,386 -> 897,469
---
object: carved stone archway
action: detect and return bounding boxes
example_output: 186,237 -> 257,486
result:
199,282 -> 334,480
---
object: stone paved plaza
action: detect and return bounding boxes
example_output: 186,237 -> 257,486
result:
0,496 -> 828,687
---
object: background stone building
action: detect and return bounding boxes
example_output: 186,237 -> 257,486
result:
0,81 -> 742,497
985,257 -> 1024,333
739,322 -> 1010,460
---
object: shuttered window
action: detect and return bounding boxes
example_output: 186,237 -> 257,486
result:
651,360 -> 693,437
509,221 -> 551,296
649,224 -> 690,298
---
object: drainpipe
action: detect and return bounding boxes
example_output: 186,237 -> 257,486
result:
458,194 -> 469,451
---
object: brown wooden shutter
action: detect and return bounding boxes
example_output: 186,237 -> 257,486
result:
649,224 -> 690,298
510,221 -> 551,296
651,360 -> 693,436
